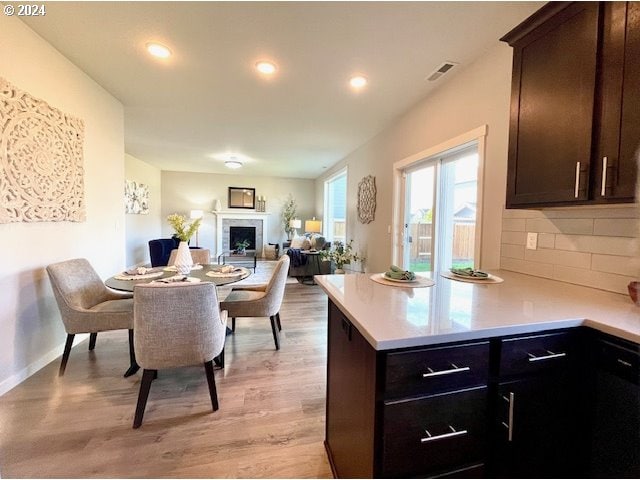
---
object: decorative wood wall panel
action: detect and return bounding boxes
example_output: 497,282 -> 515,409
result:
0,77 -> 85,223
357,175 -> 376,224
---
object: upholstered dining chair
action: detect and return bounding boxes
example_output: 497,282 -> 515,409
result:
167,248 -> 211,266
220,255 -> 290,350
46,258 -> 139,377
132,282 -> 227,428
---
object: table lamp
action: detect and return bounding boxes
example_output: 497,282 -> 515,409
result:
190,209 -> 204,246
305,217 -> 322,234
289,219 -> 301,238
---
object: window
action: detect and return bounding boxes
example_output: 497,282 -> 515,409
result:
393,126 -> 486,274
323,169 -> 347,242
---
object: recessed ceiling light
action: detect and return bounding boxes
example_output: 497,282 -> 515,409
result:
225,159 -> 243,169
349,75 -> 368,89
255,61 -> 277,75
146,42 -> 172,59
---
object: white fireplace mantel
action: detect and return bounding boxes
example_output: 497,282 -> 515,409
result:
213,211 -> 271,258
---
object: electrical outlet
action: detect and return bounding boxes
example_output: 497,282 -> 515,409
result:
526,232 -> 538,250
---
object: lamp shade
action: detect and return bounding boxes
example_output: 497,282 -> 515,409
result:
190,209 -> 204,220
305,217 -> 322,234
289,219 -> 302,229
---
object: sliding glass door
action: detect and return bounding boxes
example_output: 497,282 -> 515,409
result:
402,144 -> 479,273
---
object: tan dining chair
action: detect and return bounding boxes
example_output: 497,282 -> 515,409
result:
167,248 -> 211,266
220,255 -> 290,350
46,258 -> 139,377
132,282 -> 227,428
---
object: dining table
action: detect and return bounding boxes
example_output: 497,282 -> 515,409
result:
104,263 -> 252,293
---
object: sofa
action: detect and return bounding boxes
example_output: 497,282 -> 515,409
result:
286,234 -> 332,279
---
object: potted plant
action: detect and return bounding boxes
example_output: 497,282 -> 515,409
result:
282,194 -> 298,240
234,239 -> 250,255
167,213 -> 202,274
320,239 -> 363,274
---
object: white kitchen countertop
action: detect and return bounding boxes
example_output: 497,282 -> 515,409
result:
315,270 -> 640,350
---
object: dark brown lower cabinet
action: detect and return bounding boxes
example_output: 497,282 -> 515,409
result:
491,375 -> 584,478
325,300 -> 639,478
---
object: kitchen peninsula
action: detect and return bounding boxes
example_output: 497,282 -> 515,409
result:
316,272 -> 640,478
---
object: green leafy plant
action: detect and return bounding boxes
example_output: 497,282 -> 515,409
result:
282,194 -> 297,238
167,213 -> 201,242
235,239 -> 250,252
320,239 -> 363,269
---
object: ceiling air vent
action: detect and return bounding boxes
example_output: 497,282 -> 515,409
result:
426,61 -> 459,81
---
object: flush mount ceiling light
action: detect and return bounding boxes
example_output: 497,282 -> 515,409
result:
146,42 -> 172,59
255,61 -> 277,75
225,158 -> 243,169
349,75 -> 368,89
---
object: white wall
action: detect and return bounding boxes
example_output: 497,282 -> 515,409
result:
0,15 -> 125,394
315,44 -> 514,273
125,154 -> 162,267
161,171 -> 316,252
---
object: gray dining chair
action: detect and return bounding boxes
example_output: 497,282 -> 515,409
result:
46,258 -> 139,377
132,281 -> 227,428
167,248 -> 211,266
220,255 -> 290,350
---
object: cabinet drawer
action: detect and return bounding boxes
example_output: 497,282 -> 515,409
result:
385,342 -> 489,399
382,387 -> 487,477
597,339 -> 640,385
500,331 -> 575,377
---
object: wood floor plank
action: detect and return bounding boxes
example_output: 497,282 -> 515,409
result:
0,277 -> 333,478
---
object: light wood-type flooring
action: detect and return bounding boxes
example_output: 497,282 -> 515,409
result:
0,281 -> 333,478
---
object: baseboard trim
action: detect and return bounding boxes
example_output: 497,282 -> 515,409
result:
0,333 -> 89,396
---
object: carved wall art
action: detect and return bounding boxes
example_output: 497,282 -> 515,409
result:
125,180 -> 149,214
357,175 -> 376,224
0,77 -> 85,223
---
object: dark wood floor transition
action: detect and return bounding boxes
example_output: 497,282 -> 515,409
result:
0,282 -> 333,478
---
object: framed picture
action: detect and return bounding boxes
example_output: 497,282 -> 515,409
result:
228,187 -> 256,209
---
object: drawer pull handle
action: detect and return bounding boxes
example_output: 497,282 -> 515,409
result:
574,161 -> 581,198
422,363 -> 470,378
527,350 -> 566,362
421,425 -> 468,443
617,358 -> 633,368
601,156 -> 608,197
502,392 -> 515,442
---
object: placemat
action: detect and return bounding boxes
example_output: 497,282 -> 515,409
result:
370,273 -> 435,288
206,268 -> 247,278
440,271 -> 504,284
163,264 -> 204,272
113,271 -> 164,281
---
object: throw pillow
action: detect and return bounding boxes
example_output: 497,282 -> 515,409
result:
301,238 -> 312,250
290,235 -> 304,249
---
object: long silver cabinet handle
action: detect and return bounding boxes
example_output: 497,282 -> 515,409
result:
574,161 -> 581,198
502,393 -> 515,442
617,358 -> 633,368
601,156 -> 608,197
421,425 -> 468,443
527,350 -> 567,362
422,363 -> 470,378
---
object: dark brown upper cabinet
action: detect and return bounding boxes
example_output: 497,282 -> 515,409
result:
502,2 -> 638,208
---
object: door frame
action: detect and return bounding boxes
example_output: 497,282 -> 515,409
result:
391,125 -> 488,268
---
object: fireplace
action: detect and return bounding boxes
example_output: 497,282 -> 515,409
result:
229,226 -> 256,251
214,211 -> 269,258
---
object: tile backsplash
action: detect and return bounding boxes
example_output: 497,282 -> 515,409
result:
500,205 -> 640,294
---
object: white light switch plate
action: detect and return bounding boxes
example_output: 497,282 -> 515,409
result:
526,232 -> 538,250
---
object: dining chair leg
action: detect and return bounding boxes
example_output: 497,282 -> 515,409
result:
59,334 -> 75,376
213,348 -> 225,369
204,360 -> 219,411
270,315 -> 280,350
124,329 -> 140,378
231,317 -> 236,332
133,369 -> 155,428
88,332 -> 97,351
276,312 -> 282,331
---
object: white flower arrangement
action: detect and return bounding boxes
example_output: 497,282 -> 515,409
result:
320,239 -> 363,269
